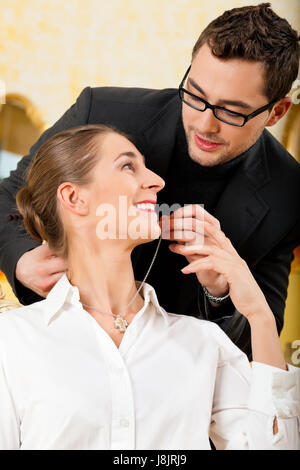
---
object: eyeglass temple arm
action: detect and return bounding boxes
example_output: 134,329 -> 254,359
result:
179,65 -> 191,89
246,98 -> 279,122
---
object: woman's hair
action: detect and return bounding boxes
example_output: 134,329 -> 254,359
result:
16,124 -> 130,258
192,3 -> 300,102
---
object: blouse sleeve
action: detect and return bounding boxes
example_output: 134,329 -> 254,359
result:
0,352 -> 20,449
209,323 -> 300,450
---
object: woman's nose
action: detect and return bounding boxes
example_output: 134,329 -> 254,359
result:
141,170 -> 165,192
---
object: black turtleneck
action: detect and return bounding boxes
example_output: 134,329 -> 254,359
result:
160,116 -> 248,213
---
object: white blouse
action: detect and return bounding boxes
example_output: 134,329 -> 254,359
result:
0,274 -> 299,450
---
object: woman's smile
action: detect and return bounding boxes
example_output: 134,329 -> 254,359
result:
133,200 -> 157,213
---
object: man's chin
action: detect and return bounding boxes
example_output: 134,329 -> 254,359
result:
188,146 -> 229,167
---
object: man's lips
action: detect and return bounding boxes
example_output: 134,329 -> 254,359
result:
194,133 -> 224,151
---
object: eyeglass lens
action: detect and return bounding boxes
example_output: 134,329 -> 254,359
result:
180,90 -> 245,126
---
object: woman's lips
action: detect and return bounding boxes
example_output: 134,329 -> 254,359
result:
194,133 -> 223,151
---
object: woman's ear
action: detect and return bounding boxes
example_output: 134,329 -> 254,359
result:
265,97 -> 292,127
57,182 -> 89,216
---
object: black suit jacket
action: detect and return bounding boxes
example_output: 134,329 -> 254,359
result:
0,86 -> 299,359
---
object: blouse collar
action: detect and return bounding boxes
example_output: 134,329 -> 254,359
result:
43,273 -> 170,326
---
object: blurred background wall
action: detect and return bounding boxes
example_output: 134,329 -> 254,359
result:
0,0 -> 298,131
0,0 -> 299,363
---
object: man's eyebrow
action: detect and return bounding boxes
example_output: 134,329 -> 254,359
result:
188,78 -> 208,98
114,151 -> 145,164
187,77 -> 252,110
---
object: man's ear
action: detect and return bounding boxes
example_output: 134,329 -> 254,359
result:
57,182 -> 89,216
265,97 -> 292,127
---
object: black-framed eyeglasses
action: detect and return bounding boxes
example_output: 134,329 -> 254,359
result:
178,65 -> 278,127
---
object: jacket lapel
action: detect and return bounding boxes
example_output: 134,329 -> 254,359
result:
214,131 -> 271,258
139,93 -> 181,179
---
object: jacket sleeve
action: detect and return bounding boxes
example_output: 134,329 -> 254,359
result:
201,218 -> 300,361
0,87 -> 92,305
209,324 -> 300,450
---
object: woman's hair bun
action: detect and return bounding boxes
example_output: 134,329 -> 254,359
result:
16,186 -> 45,243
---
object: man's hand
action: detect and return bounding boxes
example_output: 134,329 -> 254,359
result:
15,243 -> 68,298
159,204 -> 229,298
161,205 -> 270,320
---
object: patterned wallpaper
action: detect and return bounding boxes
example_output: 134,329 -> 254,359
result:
1,0 -> 299,132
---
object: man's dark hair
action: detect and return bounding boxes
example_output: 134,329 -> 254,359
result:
192,3 -> 299,102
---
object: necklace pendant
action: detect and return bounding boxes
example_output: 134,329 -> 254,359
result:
114,314 -> 128,332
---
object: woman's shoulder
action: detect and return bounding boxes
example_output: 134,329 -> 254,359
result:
162,307 -> 208,325
0,299 -> 47,338
163,308 -> 246,363
162,307 -> 215,329
161,307 -> 220,339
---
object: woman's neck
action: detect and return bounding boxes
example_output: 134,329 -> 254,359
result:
67,238 -> 145,317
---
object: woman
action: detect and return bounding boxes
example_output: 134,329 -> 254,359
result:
0,124 -> 299,450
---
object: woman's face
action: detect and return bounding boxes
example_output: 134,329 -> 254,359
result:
84,132 -> 165,246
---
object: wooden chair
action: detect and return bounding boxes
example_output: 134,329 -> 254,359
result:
0,93 -> 47,307
0,272 -> 21,312
0,92 -> 47,156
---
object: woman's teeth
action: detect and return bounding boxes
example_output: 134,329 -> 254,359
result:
134,203 -> 156,212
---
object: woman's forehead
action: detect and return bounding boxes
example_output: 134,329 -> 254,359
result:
98,132 -> 143,162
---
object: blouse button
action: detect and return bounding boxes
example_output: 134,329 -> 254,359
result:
120,418 -> 130,428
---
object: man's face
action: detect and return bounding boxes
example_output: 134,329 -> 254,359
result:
181,43 -> 274,166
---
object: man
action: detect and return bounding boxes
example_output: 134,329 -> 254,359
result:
0,3 -> 299,360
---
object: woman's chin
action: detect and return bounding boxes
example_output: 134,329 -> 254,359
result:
128,222 -> 161,246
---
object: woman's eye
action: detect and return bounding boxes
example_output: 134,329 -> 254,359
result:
122,162 -> 135,171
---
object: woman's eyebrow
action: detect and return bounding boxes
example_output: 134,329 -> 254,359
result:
188,77 -> 252,110
114,151 -> 145,164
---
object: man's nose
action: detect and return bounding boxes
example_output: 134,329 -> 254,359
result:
195,108 -> 221,134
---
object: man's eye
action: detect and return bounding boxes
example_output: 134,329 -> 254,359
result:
222,109 -> 239,117
122,162 -> 135,171
190,94 -> 203,102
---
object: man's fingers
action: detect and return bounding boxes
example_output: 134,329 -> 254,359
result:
161,229 -> 198,242
205,224 -> 237,253
161,216 -> 235,253
160,216 -> 215,235
170,243 -> 221,257
160,217 -> 205,237
167,204 -> 221,229
49,271 -> 66,287
181,257 -> 216,273
160,216 -> 226,248
40,241 -> 57,257
161,216 -> 203,231
45,257 -> 68,274
181,252 -> 229,275
38,271 -> 66,297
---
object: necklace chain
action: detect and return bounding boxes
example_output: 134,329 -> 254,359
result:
81,236 -> 162,331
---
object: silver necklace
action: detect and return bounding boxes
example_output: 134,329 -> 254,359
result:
81,236 -> 162,333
